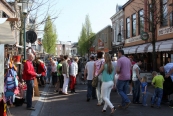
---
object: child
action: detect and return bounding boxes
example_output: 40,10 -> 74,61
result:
141,76 -> 148,106
151,71 -> 165,108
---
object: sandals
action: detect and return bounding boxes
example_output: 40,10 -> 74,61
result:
111,107 -> 116,114
102,110 -> 106,113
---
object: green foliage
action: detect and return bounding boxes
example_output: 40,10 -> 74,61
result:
78,15 -> 95,56
42,16 -> 58,55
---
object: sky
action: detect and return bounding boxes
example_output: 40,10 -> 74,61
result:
38,0 -> 128,42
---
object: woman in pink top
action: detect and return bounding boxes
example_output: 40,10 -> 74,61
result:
94,52 -> 105,106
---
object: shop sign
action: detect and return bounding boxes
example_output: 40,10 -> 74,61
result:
98,39 -> 104,49
125,35 -> 141,43
141,32 -> 149,41
158,26 -> 173,36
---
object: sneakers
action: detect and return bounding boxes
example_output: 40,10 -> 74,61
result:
27,107 -> 35,110
127,93 -> 133,96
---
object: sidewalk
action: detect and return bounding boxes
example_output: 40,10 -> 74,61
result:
9,85 -> 48,116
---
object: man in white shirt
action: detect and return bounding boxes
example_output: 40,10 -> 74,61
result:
70,57 -> 79,93
84,55 -> 95,102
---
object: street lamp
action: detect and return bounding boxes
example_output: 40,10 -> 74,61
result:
19,0 -> 32,60
117,33 -> 122,42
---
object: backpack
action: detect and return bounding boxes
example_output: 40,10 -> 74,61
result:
4,69 -> 17,92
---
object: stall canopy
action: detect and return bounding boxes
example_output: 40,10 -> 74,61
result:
0,18 -> 17,44
137,43 -> 151,53
158,40 -> 173,52
128,46 -> 139,54
123,47 -> 130,54
147,41 -> 162,52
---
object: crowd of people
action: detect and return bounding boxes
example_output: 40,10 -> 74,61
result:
13,49 -> 173,113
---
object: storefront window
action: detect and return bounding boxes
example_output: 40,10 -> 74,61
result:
160,0 -> 168,26
132,14 -> 136,36
126,17 -> 130,38
139,9 -> 144,34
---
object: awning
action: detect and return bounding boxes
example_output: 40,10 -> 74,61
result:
158,40 -> 173,52
128,46 -> 139,54
137,43 -> 151,53
147,41 -> 162,52
123,47 -> 130,54
0,18 -> 17,44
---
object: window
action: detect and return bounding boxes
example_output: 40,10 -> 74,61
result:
126,17 -> 130,38
132,14 -> 136,36
149,4 -> 152,32
161,0 -> 168,26
139,10 -> 144,34
170,11 -> 173,26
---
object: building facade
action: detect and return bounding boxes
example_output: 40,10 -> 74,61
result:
122,0 -> 173,72
71,42 -> 78,57
90,25 -> 112,53
56,41 -> 72,57
110,4 -> 124,56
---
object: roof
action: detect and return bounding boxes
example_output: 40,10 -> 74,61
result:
122,0 -> 133,9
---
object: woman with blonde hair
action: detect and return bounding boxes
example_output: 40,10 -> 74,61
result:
96,53 -> 116,114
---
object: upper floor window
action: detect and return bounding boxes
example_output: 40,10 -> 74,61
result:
126,17 -> 130,38
170,11 -> 173,26
139,9 -> 144,34
160,0 -> 168,26
132,14 -> 136,36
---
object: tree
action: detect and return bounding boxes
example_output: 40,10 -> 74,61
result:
78,15 -> 95,56
130,0 -> 172,70
42,15 -> 57,55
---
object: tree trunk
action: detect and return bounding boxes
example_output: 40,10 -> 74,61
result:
151,0 -> 157,71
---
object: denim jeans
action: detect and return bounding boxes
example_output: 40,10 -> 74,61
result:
26,80 -> 34,108
142,93 -> 148,106
151,88 -> 163,107
87,80 -> 93,99
117,80 -> 130,106
133,80 -> 141,103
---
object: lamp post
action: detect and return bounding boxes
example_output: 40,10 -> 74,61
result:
22,0 -> 29,60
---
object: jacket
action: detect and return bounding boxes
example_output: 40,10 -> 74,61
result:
62,61 -> 69,76
38,63 -> 46,76
22,60 -> 36,81
70,62 -> 78,76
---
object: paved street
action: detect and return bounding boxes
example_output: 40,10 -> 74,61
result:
36,84 -> 173,116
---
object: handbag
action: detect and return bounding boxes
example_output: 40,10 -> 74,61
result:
92,76 -> 98,87
92,61 -> 103,87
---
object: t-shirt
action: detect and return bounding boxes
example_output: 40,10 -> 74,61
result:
141,82 -> 148,92
152,75 -> 165,89
112,61 -> 117,74
164,63 -> 173,82
57,63 -> 62,76
117,56 -> 131,80
102,63 -> 115,82
132,64 -> 140,81
94,59 -> 105,76
85,61 -> 95,80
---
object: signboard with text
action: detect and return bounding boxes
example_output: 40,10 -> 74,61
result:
98,39 -> 104,49
158,26 -> 173,36
125,35 -> 141,43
